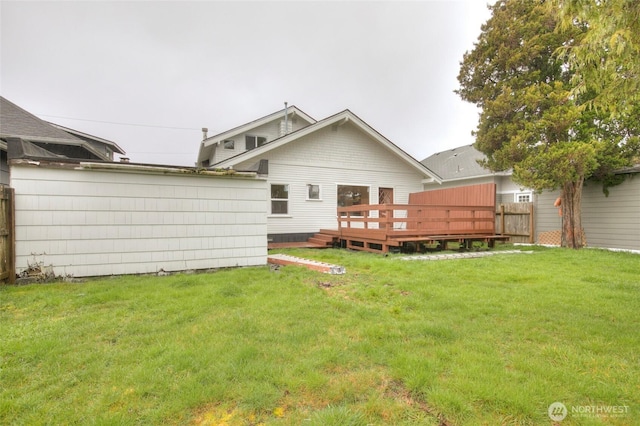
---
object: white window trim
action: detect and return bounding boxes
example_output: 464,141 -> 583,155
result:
269,183 -> 290,216
514,191 -> 533,203
306,184 -> 322,201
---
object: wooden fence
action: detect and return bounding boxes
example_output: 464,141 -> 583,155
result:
409,183 -> 496,234
0,185 -> 16,284
496,202 -> 534,243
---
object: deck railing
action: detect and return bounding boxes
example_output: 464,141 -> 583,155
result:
337,203 -> 495,236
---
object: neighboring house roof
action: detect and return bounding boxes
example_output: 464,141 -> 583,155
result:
213,109 -> 442,183
421,144 -> 509,182
198,105 -> 316,165
0,96 -> 125,161
615,164 -> 640,174
423,144 -> 640,182
48,122 -> 126,155
1,96 -> 81,144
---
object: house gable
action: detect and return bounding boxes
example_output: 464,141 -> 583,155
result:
197,105 -> 316,167
214,109 -> 441,183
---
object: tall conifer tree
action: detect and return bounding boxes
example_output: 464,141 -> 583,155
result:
457,0 -> 638,248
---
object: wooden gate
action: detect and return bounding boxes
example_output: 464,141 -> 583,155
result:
0,185 -> 15,284
496,202 -> 534,243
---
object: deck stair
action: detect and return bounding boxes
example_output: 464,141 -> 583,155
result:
307,230 -> 340,247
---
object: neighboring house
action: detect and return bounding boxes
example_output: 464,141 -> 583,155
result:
198,106 -> 442,242
421,144 -> 534,203
422,144 -> 640,251
0,96 -> 126,184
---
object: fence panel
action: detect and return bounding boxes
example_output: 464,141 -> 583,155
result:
409,184 -> 496,234
0,185 -> 16,284
496,202 -> 534,243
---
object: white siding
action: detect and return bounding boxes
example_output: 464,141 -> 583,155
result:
11,165 -> 267,277
582,177 -> 640,251
212,118 -> 311,164
235,122 -> 427,235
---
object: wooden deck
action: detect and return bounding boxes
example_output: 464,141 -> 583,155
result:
330,203 -> 509,253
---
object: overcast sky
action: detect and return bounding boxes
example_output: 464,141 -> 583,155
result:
1,1 -> 491,166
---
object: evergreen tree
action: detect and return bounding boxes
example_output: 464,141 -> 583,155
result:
457,0 -> 638,248
555,0 -> 640,117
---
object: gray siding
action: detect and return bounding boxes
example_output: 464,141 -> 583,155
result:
582,177 -> 640,251
534,189 -> 562,237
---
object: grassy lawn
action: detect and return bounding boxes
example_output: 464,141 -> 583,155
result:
1,246 -> 639,425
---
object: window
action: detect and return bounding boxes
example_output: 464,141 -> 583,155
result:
246,135 -> 267,151
307,184 -> 321,200
223,140 -> 235,150
338,185 -> 370,215
270,184 -> 289,214
515,192 -> 532,203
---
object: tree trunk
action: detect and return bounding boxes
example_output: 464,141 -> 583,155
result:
561,179 -> 586,249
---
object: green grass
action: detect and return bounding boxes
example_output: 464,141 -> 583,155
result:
1,246 -> 639,425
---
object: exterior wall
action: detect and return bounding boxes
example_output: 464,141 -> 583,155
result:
11,164 -> 267,277
235,121 -> 427,236
212,117 -> 311,164
533,189 -> 562,240
582,176 -> 640,251
496,175 -> 533,203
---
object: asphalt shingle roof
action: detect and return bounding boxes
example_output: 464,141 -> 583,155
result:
420,144 -> 494,181
0,96 -> 82,143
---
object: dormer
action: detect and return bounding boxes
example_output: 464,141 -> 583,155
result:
197,105 -> 316,167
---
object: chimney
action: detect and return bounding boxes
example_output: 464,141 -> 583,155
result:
202,127 -> 208,140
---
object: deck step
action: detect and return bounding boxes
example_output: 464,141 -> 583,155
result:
308,237 -> 330,246
306,232 -> 338,247
313,233 -> 334,241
